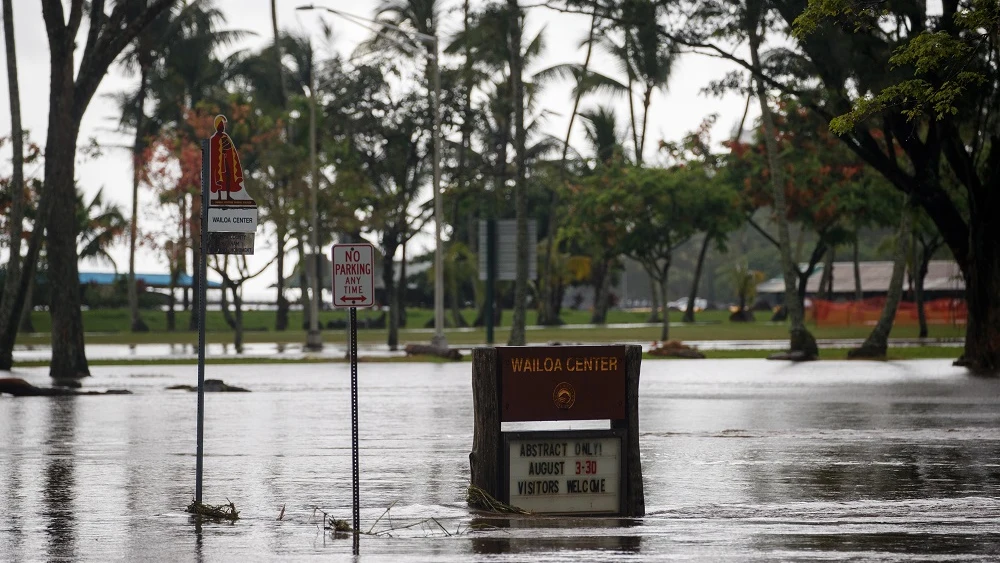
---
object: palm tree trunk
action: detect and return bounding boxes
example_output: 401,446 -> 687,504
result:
507,0 -> 528,346
0,0 -> 25,370
849,198 -> 912,358
271,0 -> 290,332
748,7 -> 817,358
638,85 -> 652,163
189,188 -> 202,331
539,12 -> 599,327
128,65 -> 150,332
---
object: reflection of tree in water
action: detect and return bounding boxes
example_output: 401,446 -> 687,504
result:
44,397 -> 78,561
733,399 -> 1000,555
738,401 -> 1000,504
1,401 -> 27,555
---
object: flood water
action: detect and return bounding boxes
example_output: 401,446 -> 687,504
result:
2,358 -> 999,561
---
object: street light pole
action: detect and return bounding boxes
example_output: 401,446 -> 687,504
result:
305,58 -> 323,351
297,4 -> 447,350
429,38 -> 447,349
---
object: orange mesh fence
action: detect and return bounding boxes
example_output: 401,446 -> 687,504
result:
810,298 -> 966,326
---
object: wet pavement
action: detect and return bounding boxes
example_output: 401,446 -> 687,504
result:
1,359 -> 998,561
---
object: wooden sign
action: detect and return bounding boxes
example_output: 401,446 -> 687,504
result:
499,345 -> 626,422
206,114 -> 257,254
470,345 -> 645,517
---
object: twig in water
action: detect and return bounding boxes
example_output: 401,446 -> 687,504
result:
368,499 -> 398,534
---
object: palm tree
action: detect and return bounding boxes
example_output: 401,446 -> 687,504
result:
594,0 -> 675,165
76,188 -> 127,269
577,105 -> 628,324
532,12 -> 625,325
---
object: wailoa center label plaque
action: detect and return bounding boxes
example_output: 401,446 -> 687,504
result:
206,114 -> 258,254
499,346 -> 627,422
505,431 -> 623,514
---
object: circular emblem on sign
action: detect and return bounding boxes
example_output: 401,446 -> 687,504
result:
552,382 -> 576,410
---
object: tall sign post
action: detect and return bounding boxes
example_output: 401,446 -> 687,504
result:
331,243 -> 374,552
195,115 -> 258,504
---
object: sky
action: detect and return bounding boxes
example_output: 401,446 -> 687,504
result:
1,0 -> 749,301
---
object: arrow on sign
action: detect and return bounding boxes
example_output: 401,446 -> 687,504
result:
340,295 -> 368,304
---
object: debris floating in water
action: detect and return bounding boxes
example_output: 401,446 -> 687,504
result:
466,484 -> 530,514
186,499 -> 240,520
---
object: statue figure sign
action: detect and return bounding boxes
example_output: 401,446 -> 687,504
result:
206,114 -> 258,254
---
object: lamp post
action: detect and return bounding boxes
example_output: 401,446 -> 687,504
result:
305,54 -> 323,351
297,4 -> 447,349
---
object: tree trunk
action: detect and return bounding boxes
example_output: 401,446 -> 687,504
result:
233,284 -> 244,354
275,227 -> 288,331
853,236 -> 863,301
220,279 -> 235,329
18,280 -> 34,334
166,270 -> 176,331
819,246 -> 834,300
748,13 -> 817,359
638,85 -> 652,163
507,0 -> 528,346
0,0 -> 25,370
955,161 -> 1000,373
43,50 -> 89,380
849,198 -> 912,359
188,192 -> 202,331
297,237 -> 310,330
128,65 -> 149,333
646,276 -> 660,323
658,265 -> 671,341
591,256 -> 614,324
683,235 -> 711,323
916,241 -> 931,338
384,240 -> 399,351
40,0 -> 175,378
271,0 -> 289,333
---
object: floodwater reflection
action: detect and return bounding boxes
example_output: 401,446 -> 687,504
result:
44,398 -> 77,562
0,359 -> 998,561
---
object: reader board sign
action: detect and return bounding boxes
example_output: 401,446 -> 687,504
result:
331,243 -> 375,308
504,430 -> 624,514
499,345 -> 626,422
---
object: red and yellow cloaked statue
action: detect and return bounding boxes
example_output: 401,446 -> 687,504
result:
209,114 -> 254,205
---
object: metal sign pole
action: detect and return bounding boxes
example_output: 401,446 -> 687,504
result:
350,306 -> 360,553
196,140 -> 209,503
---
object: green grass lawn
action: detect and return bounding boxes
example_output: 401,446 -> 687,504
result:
15,306 -> 966,350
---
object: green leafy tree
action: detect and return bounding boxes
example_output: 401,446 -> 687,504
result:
789,0 -> 1000,372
